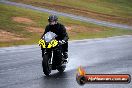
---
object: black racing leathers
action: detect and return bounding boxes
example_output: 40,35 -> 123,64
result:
42,23 -> 69,53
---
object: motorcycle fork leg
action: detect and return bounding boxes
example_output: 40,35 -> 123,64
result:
49,51 -> 53,65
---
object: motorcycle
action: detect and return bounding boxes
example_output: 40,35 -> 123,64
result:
39,31 -> 67,76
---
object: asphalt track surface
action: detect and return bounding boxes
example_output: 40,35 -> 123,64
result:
0,1 -> 132,88
0,0 -> 132,30
0,35 -> 132,88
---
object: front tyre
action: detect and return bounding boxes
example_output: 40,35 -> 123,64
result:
42,54 -> 52,76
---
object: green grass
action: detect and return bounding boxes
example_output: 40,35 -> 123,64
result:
0,4 -> 132,47
10,0 -> 132,25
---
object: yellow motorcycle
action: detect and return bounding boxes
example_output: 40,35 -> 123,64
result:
39,31 -> 66,76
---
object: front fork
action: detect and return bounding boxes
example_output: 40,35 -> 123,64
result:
50,50 -> 53,65
41,46 -> 64,67
41,48 -> 53,65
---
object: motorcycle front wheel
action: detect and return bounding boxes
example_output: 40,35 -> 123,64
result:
42,54 -> 52,76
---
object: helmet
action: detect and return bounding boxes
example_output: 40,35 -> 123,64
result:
48,15 -> 58,22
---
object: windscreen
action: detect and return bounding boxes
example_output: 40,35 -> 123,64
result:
43,32 -> 57,43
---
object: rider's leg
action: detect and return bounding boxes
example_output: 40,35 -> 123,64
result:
41,46 -> 44,57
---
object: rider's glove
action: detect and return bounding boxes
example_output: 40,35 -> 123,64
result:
59,40 -> 66,45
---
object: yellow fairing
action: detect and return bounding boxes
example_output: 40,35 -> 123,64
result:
39,39 -> 58,48
47,40 -> 58,48
39,39 -> 46,48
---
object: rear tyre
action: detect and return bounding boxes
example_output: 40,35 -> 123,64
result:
42,54 -> 52,76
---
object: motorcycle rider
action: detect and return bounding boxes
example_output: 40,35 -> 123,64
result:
41,15 -> 69,63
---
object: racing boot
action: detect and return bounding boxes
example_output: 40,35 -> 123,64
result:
63,52 -> 68,63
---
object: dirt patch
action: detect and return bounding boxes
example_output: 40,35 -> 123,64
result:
26,27 -> 44,33
0,30 -> 27,42
66,25 -> 103,32
65,26 -> 72,30
66,25 -> 103,36
12,17 -> 35,24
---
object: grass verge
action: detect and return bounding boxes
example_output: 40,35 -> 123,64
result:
10,0 -> 132,25
0,4 -> 132,47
